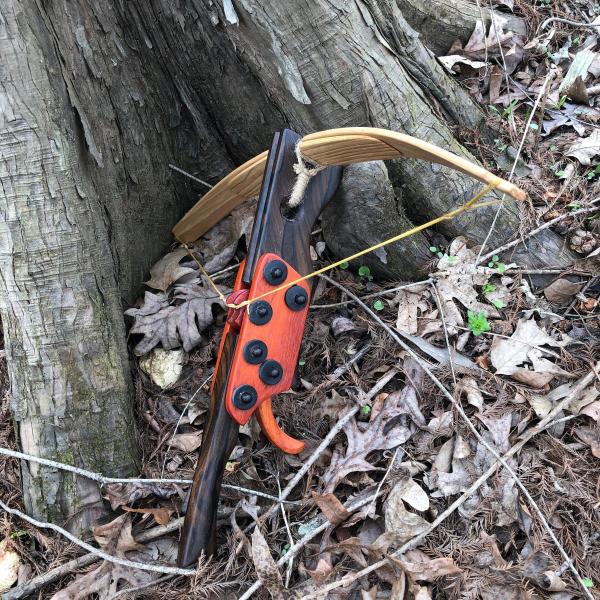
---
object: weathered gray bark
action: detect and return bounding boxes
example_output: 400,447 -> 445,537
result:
0,0 -> 573,530
397,0 -> 527,55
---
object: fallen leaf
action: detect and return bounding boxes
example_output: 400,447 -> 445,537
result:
322,390 -> 414,492
434,238 -> 502,327
103,482 -> 179,510
145,248 -> 195,291
51,515 -> 154,600
543,279 -> 582,305
438,55 -> 487,72
490,317 -> 567,376
331,316 -> 357,337
393,478 -> 430,512
414,586 -> 433,600
93,515 -> 144,555
566,129 -> 600,166
126,280 -> 227,355
191,199 -> 255,273
170,431 -> 203,453
382,483 -> 430,544
527,394 -> 552,418
312,492 -> 351,525
400,549 -> 462,581
542,103 -> 600,136
0,540 -> 20,593
396,289 -> 428,335
574,426 -> 600,458
123,506 -> 173,526
139,348 -> 184,388
250,529 -> 284,599
581,401 -> 600,422
455,377 -> 484,411
480,413 -> 512,453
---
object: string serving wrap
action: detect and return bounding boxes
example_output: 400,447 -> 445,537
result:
288,142 -> 326,208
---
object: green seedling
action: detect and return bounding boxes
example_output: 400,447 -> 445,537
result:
491,299 -> 505,309
298,358 -> 306,366
587,165 -> 600,180
556,95 -> 567,109
487,255 -> 506,274
358,265 -> 373,281
361,404 -> 372,417
482,282 -> 496,295
373,299 -> 385,311
468,310 -> 491,336
339,261 -> 349,269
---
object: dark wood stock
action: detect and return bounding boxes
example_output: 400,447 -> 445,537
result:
177,330 -> 239,567
177,129 -> 342,567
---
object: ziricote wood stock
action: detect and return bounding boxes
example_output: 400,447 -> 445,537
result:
177,130 -> 341,567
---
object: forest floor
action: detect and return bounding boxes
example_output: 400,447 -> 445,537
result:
1,0 -> 600,598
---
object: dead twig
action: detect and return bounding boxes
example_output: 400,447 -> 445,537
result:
479,200 -> 600,265
3,519 -> 185,600
305,275 -> 595,600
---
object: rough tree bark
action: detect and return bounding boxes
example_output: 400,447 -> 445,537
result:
0,0 -> 573,529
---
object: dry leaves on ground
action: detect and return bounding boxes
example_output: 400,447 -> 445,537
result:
50,515 -> 153,600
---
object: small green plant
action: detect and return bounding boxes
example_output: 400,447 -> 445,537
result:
583,578 -> 594,589
556,95 -> 568,109
549,144 -> 558,151
502,99 -> 520,119
487,255 -> 506,274
358,265 -> 373,281
298,358 -> 306,366
429,245 -> 451,260
467,310 -> 491,336
339,261 -> 349,269
568,201 -> 583,210
360,404 -> 372,417
491,299 -> 505,309
10,530 -> 27,539
447,255 -> 458,265
373,299 -> 385,311
489,100 -> 520,120
554,168 -> 566,178
482,282 -> 496,295
587,165 -> 600,180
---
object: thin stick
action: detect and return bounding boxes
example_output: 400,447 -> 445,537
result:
3,518 -> 185,600
168,164 -> 213,189
0,500 -> 195,576
476,74 -> 551,262
161,373 -> 212,477
0,446 -> 286,504
311,280 -> 433,309
317,275 -> 594,600
539,17 -> 600,31
478,200 -> 600,265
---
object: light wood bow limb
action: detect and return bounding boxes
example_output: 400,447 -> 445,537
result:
172,126 -> 526,243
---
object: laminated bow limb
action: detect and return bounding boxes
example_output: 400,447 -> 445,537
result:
175,127 -> 525,568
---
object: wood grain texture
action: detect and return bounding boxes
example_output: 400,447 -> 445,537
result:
225,253 -> 310,426
177,328 -> 239,567
172,127 -> 526,243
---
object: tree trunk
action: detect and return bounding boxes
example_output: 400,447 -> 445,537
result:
0,0 -> 573,529
397,0 -> 527,55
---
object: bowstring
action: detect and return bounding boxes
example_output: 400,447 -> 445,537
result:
178,177 -> 503,311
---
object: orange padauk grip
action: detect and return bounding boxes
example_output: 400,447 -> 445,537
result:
224,253 -> 310,426
256,398 -> 305,454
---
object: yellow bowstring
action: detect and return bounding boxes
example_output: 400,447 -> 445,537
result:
179,178 -> 502,310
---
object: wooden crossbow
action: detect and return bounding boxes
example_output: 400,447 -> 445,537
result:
174,127 -> 525,567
